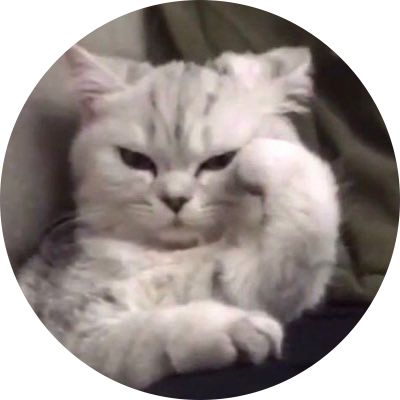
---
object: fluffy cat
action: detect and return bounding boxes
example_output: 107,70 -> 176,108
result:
17,45 -> 340,389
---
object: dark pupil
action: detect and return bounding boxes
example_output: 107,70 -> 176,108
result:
118,147 -> 157,175
198,151 -> 237,173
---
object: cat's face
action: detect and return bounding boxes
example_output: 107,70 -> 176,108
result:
67,46 -> 311,247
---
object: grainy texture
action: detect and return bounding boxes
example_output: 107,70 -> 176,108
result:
17,46 -> 339,388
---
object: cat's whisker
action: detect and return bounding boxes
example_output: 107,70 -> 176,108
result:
202,201 -> 236,208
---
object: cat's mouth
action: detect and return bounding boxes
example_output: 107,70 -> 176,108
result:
171,218 -> 184,228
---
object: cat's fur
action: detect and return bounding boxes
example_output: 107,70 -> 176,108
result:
18,46 -> 340,388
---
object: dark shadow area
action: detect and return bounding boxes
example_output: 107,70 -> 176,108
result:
147,304 -> 367,399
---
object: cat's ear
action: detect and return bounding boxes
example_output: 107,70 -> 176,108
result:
211,52 -> 266,88
65,45 -> 125,118
261,47 -> 312,99
213,47 -> 312,100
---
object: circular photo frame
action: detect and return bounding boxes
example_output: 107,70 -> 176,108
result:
1,1 -> 398,399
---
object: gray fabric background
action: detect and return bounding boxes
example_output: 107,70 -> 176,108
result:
1,2 -> 398,303
1,11 -> 147,267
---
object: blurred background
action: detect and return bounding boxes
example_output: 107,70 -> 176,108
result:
1,1 -> 398,397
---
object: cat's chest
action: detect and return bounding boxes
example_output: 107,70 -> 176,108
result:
132,249 -> 216,306
82,236 -> 260,308
138,248 -> 248,309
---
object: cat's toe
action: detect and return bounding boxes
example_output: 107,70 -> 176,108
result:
229,313 -> 283,364
249,312 -> 284,357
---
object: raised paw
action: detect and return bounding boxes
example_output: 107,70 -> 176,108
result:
235,137 -> 306,196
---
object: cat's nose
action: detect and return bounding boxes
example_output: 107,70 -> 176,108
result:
161,196 -> 189,214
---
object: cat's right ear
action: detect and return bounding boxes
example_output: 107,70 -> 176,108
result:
65,45 -> 125,119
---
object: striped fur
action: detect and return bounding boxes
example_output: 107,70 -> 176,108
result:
17,46 -> 339,389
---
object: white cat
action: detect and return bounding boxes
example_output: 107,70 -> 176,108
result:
18,45 -> 340,388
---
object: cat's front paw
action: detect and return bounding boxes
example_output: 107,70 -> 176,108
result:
164,302 -> 283,374
235,138 -> 303,196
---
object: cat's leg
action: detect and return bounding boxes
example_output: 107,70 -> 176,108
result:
24,283 -> 282,388
161,301 -> 283,374
234,138 -> 340,322
18,257 -> 283,388
73,300 -> 283,388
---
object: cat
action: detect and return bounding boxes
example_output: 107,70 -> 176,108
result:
17,45 -> 340,389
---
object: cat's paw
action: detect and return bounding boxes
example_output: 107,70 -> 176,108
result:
229,310 -> 283,364
164,302 -> 283,374
235,138 -> 304,196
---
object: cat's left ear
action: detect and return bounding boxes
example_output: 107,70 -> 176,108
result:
65,45 -> 126,119
213,47 -> 312,99
66,45 -> 126,97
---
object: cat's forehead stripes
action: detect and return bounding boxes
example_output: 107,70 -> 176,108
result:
146,63 -> 222,158
173,65 -> 192,142
176,71 -> 221,156
203,93 -> 218,116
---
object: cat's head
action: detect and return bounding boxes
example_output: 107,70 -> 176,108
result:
66,46 -> 312,248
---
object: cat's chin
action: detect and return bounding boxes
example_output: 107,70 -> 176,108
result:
157,227 -> 202,249
154,224 -> 222,250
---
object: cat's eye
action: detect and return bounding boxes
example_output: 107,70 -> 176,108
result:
118,147 -> 157,175
197,150 -> 238,175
